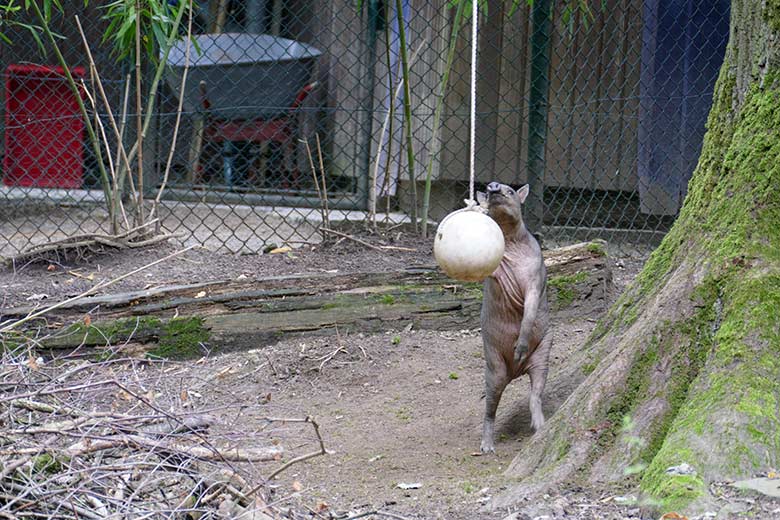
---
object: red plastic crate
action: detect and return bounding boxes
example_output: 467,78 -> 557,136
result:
4,64 -> 86,188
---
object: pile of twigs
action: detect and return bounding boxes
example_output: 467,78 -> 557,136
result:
0,345 -> 327,519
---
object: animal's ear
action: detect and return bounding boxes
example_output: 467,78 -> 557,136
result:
476,191 -> 488,206
516,184 -> 530,204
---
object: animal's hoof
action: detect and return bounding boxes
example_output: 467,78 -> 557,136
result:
480,441 -> 496,454
531,416 -> 545,432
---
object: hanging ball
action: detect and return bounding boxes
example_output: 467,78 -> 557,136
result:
433,209 -> 505,282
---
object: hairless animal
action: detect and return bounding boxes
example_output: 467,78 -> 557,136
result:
476,182 -> 551,453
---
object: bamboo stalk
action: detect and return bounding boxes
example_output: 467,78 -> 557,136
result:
74,15 -> 132,233
152,0 -> 195,222
370,36 -> 427,228
134,0 -> 145,226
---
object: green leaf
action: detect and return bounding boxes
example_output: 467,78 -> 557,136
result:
508,0 -> 527,16
561,5 -> 571,26
24,22 -> 46,55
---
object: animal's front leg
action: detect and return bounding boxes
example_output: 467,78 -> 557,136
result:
513,290 -> 540,366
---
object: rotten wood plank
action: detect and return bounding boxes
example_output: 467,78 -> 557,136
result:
13,241 -> 612,353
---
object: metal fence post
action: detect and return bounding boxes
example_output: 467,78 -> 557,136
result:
525,0 -> 552,233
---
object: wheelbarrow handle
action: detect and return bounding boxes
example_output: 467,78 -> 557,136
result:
291,81 -> 319,110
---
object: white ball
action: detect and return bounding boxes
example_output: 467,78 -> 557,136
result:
433,210 -> 505,282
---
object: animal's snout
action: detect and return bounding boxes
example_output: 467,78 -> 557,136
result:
486,182 -> 501,193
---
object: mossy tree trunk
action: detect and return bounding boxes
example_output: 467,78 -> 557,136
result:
496,0 -> 780,513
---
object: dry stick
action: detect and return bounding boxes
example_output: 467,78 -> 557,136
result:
395,0 -> 418,232
152,0 -> 195,222
320,228 -> 415,252
321,228 -> 383,251
11,220 -> 161,257
302,138 -> 327,240
372,1 -> 395,231
0,245 -> 196,334
315,134 -> 330,229
243,417 -> 328,500
0,454 -> 36,482
376,511 -> 414,520
211,0 -> 229,32
110,380 -> 241,475
0,380 -> 117,403
59,434 -> 284,461
186,0 -> 227,183
346,510 -> 412,520
2,481 -> 105,520
265,417 -> 328,480
317,346 -> 345,372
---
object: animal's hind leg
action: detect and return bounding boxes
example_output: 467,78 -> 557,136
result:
481,359 -> 510,453
527,335 -> 551,431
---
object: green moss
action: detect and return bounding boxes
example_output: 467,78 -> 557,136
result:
556,438 -> 572,461
586,240 -> 607,257
622,305 -> 640,327
32,454 -> 66,474
641,274 -> 780,508
548,272 -> 588,309
642,472 -> 706,512
686,70 -> 780,266
0,335 -> 23,354
600,338 -> 659,442
582,360 -> 597,376
146,317 -> 209,359
64,316 -> 164,346
92,348 -> 119,363
394,407 -> 412,422
766,0 -> 780,32
639,282 -> 718,463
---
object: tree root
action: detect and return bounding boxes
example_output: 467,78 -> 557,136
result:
6,220 -> 180,266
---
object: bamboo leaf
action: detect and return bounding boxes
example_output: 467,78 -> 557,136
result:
24,21 -> 46,55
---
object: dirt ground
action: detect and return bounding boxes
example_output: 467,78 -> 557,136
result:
2,236 -> 777,519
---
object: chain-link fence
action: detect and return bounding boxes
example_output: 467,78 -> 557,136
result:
0,0 -> 730,257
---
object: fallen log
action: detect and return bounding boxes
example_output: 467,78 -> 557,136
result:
10,240 -> 613,356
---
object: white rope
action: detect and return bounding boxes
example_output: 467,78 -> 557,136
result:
468,0 -> 478,202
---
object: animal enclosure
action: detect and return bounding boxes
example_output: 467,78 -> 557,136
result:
0,0 -> 729,256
